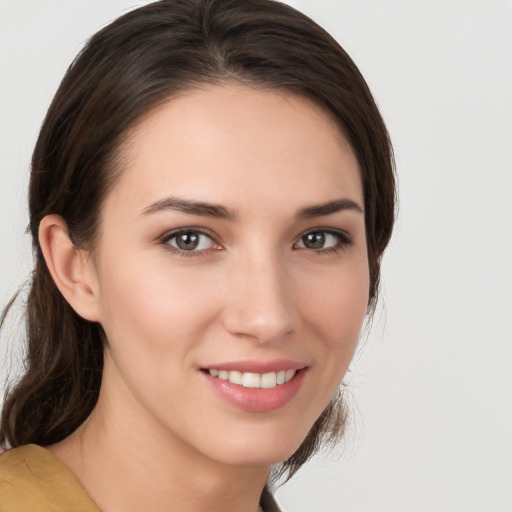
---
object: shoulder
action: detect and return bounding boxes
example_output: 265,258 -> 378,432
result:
0,445 -> 49,511
0,444 -> 100,512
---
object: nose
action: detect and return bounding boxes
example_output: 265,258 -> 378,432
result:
221,249 -> 298,344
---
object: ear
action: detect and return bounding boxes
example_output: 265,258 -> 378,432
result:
38,214 -> 101,322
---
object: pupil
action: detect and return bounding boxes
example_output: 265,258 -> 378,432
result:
305,232 -> 325,249
177,232 -> 199,250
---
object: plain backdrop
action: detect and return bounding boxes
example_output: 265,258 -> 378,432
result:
1,1 -> 511,511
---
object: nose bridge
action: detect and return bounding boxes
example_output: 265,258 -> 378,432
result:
222,244 -> 297,343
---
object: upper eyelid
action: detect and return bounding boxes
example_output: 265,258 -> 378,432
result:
293,229 -> 353,255
159,228 -> 221,257
160,226 -> 218,242
297,227 -> 352,241
158,226 -> 353,247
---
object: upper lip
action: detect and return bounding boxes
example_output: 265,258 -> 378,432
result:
200,359 -> 308,373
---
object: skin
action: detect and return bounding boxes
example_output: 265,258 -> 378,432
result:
41,83 -> 369,512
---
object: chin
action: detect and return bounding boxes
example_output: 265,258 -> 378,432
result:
200,421 -> 314,469
217,446 -> 302,469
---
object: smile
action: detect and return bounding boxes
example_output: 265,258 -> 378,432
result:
207,369 -> 297,389
201,364 -> 307,413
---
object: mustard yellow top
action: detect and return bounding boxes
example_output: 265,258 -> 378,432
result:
0,444 -> 280,512
0,444 -> 100,511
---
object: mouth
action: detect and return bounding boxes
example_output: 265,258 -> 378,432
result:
203,368 -> 297,389
200,362 -> 307,412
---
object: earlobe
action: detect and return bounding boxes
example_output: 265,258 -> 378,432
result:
38,214 -> 101,322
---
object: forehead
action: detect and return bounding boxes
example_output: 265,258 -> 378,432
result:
106,83 -> 362,218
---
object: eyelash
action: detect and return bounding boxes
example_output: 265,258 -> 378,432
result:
160,228 -> 219,258
297,229 -> 353,254
159,228 -> 353,257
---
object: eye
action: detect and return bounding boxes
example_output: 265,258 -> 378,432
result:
295,230 -> 351,252
163,229 -> 217,253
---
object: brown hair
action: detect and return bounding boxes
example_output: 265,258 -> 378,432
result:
0,0 -> 395,482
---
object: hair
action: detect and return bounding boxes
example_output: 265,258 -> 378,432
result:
0,0 -> 395,483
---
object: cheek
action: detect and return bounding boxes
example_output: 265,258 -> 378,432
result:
96,255 -> 222,364
299,255 -> 370,397
303,259 -> 369,343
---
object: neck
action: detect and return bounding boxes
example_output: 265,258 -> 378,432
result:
47,365 -> 270,512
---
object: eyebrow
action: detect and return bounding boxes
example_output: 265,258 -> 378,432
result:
141,197 -> 234,219
296,198 -> 364,219
141,196 -> 363,220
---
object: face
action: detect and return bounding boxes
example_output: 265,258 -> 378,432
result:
89,83 -> 369,468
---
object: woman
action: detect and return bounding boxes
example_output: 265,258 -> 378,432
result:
0,0 -> 395,510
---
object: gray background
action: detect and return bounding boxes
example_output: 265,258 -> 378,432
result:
1,1 -> 511,511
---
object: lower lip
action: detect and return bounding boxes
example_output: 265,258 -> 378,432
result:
201,369 -> 306,413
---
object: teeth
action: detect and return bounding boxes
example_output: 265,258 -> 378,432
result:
228,371 -> 243,385
285,369 -> 296,381
208,369 -> 297,388
261,372 -> 277,388
242,372 -> 261,388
